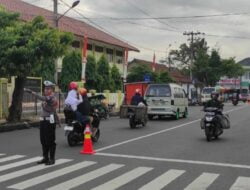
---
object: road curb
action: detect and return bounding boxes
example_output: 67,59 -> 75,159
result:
0,112 -> 119,133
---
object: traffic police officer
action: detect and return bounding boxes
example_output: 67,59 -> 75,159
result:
25,80 -> 58,165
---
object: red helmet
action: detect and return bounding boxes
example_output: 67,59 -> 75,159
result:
69,81 -> 78,90
79,88 -> 87,96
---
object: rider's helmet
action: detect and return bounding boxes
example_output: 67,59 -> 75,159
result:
135,88 -> 141,94
211,91 -> 219,100
69,81 -> 78,90
78,87 -> 87,96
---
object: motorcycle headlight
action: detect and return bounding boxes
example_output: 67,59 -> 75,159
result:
205,116 -> 213,122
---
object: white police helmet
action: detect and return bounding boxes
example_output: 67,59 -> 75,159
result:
43,80 -> 55,87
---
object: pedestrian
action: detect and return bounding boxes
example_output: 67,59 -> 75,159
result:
24,80 -> 58,165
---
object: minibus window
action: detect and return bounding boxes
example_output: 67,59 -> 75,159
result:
145,85 -> 171,97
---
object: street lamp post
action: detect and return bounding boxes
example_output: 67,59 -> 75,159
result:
53,0 -> 80,84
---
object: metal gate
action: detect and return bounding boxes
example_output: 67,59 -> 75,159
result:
0,78 -> 8,119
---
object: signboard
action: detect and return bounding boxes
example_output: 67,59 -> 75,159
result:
144,74 -> 151,82
218,79 -> 240,85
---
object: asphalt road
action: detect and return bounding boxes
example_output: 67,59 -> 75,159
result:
0,103 -> 250,190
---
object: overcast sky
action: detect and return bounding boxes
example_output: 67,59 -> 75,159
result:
23,0 -> 250,62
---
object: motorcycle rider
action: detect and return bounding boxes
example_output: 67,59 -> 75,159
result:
204,91 -> 224,135
204,91 -> 224,112
76,88 -> 98,136
64,81 -> 82,111
131,89 -> 147,106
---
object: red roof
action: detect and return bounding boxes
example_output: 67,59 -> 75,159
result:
128,58 -> 192,84
0,0 -> 139,52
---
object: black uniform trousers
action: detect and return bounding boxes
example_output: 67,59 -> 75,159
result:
40,120 -> 56,161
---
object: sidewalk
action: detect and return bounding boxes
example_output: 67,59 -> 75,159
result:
0,112 -> 119,133
0,113 -> 65,133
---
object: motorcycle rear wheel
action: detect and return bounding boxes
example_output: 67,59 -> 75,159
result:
129,116 -> 136,129
67,131 -> 79,147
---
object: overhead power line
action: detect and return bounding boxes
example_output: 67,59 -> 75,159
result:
124,0 -> 178,31
84,12 -> 250,20
59,0 -> 167,53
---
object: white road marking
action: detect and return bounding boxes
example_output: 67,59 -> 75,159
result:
0,153 -> 6,156
138,169 -> 185,190
0,159 -> 71,183
184,172 -> 219,190
8,161 -> 96,190
230,177 -> 250,190
0,157 -> 42,172
96,105 -> 247,152
95,152 -> 250,170
92,167 -> 153,190
47,164 -> 124,190
0,155 -> 25,163
96,119 -> 200,152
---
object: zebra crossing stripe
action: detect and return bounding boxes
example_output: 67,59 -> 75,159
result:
92,167 -> 153,190
184,173 -> 219,190
0,153 -> 6,156
8,161 -> 96,190
230,177 -> 250,190
47,164 -> 124,190
0,155 -> 25,163
0,159 -> 71,183
138,169 -> 185,190
0,157 -> 42,172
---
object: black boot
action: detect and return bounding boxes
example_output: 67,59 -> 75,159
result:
37,146 -> 49,164
46,146 -> 56,166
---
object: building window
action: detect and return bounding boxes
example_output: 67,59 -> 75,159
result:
116,50 -> 123,64
72,41 -> 80,48
87,44 -> 92,50
95,46 -> 103,53
106,48 -> 114,62
116,50 -> 123,57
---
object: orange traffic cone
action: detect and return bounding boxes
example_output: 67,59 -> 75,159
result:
80,124 -> 96,155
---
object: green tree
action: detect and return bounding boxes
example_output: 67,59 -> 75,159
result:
0,9 -> 73,122
192,49 -> 210,86
157,71 -> 174,83
207,50 -> 222,86
222,58 -> 244,78
127,65 -> 152,82
97,55 -> 110,91
110,64 -> 122,91
127,64 -> 172,83
31,57 -> 56,83
170,38 -> 209,68
85,54 -> 100,90
60,50 -> 82,92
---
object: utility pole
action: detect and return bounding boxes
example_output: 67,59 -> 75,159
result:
183,31 -> 205,98
53,0 -> 59,84
52,0 -> 80,85
53,0 -> 58,27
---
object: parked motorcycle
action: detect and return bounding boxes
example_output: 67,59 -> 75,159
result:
232,98 -> 238,106
64,109 -> 100,146
232,93 -> 239,106
200,107 -> 230,142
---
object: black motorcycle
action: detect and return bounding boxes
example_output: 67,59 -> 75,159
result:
201,107 -> 225,142
64,109 -> 100,146
128,105 -> 148,129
